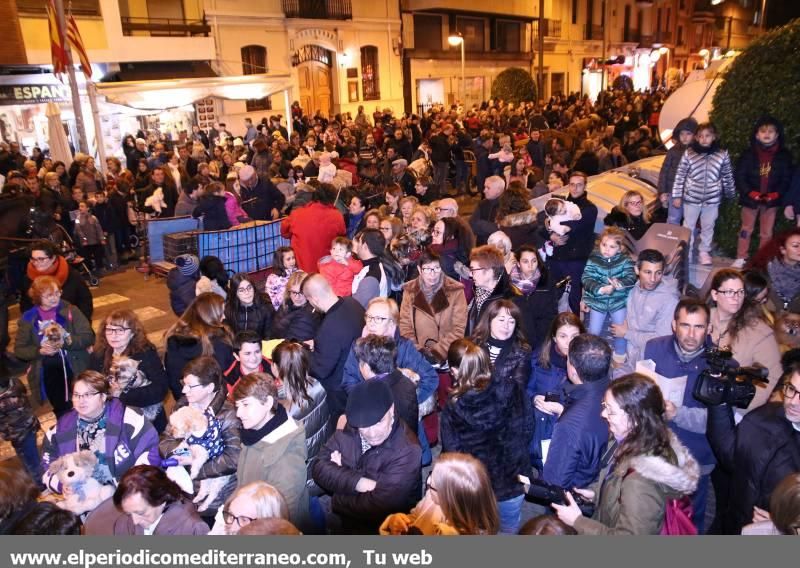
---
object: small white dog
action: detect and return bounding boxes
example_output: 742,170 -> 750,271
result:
47,450 -> 114,516
144,187 -> 167,215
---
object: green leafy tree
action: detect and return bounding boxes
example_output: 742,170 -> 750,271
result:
490,67 -> 537,104
710,19 -> 800,257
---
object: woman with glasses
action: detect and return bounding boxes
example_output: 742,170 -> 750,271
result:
224,272 -> 275,339
88,309 -> 169,433
603,190 -> 652,241
15,276 -> 94,416
552,373 -> 699,535
41,370 -> 160,502
429,217 -> 473,282
707,269 -> 782,412
379,216 -> 403,250
209,481 -> 288,535
465,245 -> 516,336
440,339 -> 532,534
19,240 -> 93,321
399,250 -> 467,362
270,271 -> 321,342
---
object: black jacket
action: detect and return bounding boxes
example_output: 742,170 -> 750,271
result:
312,418 -> 421,534
374,369 -> 419,433
310,297 -> 365,417
164,334 -> 235,400
512,273 -> 560,351
271,302 -> 320,342
539,193 -> 598,261
240,176 -> 286,221
20,261 -> 93,322
429,133 -> 450,164
224,295 -> 275,339
469,197 -> 501,246
708,401 -> 800,534
193,195 -> 231,231
466,271 -> 518,336
166,268 -> 198,316
603,207 -> 651,241
736,145 -> 793,209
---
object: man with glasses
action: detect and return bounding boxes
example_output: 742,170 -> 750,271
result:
434,198 -> 458,220
19,240 -> 93,321
707,356 -> 800,534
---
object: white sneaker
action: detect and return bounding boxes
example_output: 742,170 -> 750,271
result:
731,258 -> 746,269
698,252 -> 713,266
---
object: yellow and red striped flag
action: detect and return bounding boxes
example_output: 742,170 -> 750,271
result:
46,0 -> 68,78
67,12 -> 92,80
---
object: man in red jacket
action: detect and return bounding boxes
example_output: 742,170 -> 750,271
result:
281,183 -> 345,272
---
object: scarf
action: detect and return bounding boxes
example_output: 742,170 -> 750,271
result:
77,409 -> 113,485
418,272 -> 443,304
241,404 -> 288,446
486,336 -> 512,364
511,265 -> 541,295
27,255 -> 69,287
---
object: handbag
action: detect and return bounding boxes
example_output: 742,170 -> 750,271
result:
660,496 -> 698,536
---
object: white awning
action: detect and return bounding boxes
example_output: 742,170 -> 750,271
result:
95,73 -> 293,111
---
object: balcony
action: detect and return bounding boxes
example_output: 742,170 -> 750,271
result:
584,24 -> 604,41
623,29 -> 640,43
282,0 -> 352,20
533,18 -> 563,39
121,17 -> 211,37
655,30 -> 673,45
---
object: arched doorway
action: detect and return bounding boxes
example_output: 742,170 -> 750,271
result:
293,45 -> 333,118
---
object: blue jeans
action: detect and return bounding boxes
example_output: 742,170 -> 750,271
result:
12,429 -> 42,483
497,494 -> 524,534
454,160 -> 469,191
691,473 -> 710,534
417,422 -> 432,467
588,308 -> 627,356
667,198 -> 683,225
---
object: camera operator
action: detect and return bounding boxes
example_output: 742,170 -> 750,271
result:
706,357 -> 800,534
643,298 -> 716,533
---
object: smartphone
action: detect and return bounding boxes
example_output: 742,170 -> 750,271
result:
545,392 -> 560,403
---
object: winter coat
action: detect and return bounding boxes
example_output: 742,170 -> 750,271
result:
224,192 -> 247,226
271,302 -> 320,342
174,192 -> 197,217
600,153 -> 628,173
736,117 -> 794,209
312,419 -> 422,534
0,377 -> 39,444
602,207 -> 651,241
469,197 -> 500,246
527,346 -> 569,472
84,495 -> 208,535
767,257 -> 800,309
159,388 -> 241,515
707,401 -> 800,534
20,258 -> 94,321
239,176 -> 285,221
538,193 -> 598,262
237,416 -> 310,529
164,334 -> 235,401
466,271 -> 518,337
281,202 -> 346,273
224,296 -> 275,339
581,251 -> 637,313
671,143 -> 736,205
74,213 -> 105,246
512,272 -> 559,351
352,257 -> 390,308
88,347 -> 169,433
166,268 -> 198,316
657,117 -> 696,195
429,239 -> 469,282
573,151 -> 600,176
285,379 -> 331,487
542,380 -> 609,490
399,276 -> 467,360
42,398 -> 161,491
496,208 -> 544,251
318,255 -> 363,298
573,434 -> 700,535
440,358 -> 533,502
193,195 -> 231,231
15,301 -> 94,408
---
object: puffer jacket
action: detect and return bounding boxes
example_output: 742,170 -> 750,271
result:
159,388 -> 241,516
286,379 -> 331,486
166,268 -> 198,316
671,142 -> 736,205
581,251 -> 637,313
657,117 -> 696,196
574,434 -> 700,535
0,377 -> 39,444
736,116 -> 794,209
527,346 -> 568,472
602,207 -> 651,241
224,295 -> 275,339
496,208 -> 543,251
270,302 -> 320,342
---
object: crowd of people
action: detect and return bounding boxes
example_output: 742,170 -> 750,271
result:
1,89 -> 800,537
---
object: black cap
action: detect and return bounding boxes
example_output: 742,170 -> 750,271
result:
346,380 -> 394,428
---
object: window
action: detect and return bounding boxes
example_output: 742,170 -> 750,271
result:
496,20 -> 521,53
572,0 -> 578,24
623,5 -> 632,41
455,16 -> 485,52
361,46 -> 380,101
677,25 -> 684,45
241,45 -> 271,111
413,14 -> 442,51
16,0 -> 99,14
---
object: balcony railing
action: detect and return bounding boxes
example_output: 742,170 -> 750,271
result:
532,19 -> 562,39
655,30 -> 673,44
121,17 -> 211,37
623,29 -> 640,43
584,24 -> 604,41
282,0 -> 352,20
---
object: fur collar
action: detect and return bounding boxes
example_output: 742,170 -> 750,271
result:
617,433 -> 700,495
498,208 -> 538,228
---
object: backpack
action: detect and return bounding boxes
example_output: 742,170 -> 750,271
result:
660,495 -> 698,536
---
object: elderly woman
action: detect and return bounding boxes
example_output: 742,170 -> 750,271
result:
399,250 -> 467,361
707,269 -> 783,413
41,371 -> 160,501
88,310 -> 169,432
210,481 -> 289,535
466,245 -> 516,336
603,189 -> 652,241
14,276 -> 94,416
84,465 -> 208,535
159,356 -> 241,521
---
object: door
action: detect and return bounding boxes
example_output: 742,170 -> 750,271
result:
298,61 -> 332,117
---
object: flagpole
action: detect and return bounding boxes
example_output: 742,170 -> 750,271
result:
88,81 -> 107,174
54,0 -> 88,155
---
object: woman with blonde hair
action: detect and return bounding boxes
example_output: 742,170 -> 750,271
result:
381,452 -> 499,535
270,271 -> 320,342
163,292 -> 234,400
603,189 -> 652,240
210,481 -> 289,535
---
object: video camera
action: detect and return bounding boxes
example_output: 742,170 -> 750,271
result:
522,476 -> 595,517
693,348 -> 769,408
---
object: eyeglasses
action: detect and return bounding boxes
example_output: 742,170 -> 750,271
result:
72,391 -> 101,401
715,289 -> 745,298
627,200 -> 643,207
365,314 -> 390,324
105,326 -> 131,336
30,256 -> 52,263
182,382 -> 206,390
434,207 -> 454,214
238,285 -> 254,293
421,266 -> 442,275
222,509 -> 254,527
289,289 -> 304,297
600,401 -> 620,417
783,383 -> 800,401
431,229 -> 443,236
425,472 -> 437,493
468,266 -> 489,274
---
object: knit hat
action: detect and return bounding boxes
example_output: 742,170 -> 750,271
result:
175,254 -> 199,277
345,380 -> 394,428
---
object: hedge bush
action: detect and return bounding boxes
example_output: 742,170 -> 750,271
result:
710,19 -> 800,257
490,67 -> 537,105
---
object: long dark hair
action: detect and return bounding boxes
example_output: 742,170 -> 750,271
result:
707,268 -> 767,343
538,312 -> 585,368
609,373 -> 676,468
199,255 -> 229,290
272,246 -> 295,277
440,217 -> 475,255
225,272 -> 270,323
272,340 -> 313,407
447,339 -> 493,399
357,229 -> 404,291
470,299 -> 529,350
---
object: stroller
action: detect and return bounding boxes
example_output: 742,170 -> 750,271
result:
55,224 -> 101,287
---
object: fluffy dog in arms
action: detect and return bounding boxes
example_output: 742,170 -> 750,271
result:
108,355 -> 161,422
38,320 -> 70,350
47,450 -> 115,515
167,406 -> 232,512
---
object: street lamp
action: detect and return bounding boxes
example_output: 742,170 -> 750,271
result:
448,33 -> 465,106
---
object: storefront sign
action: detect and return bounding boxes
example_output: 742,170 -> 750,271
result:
0,84 -> 71,106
